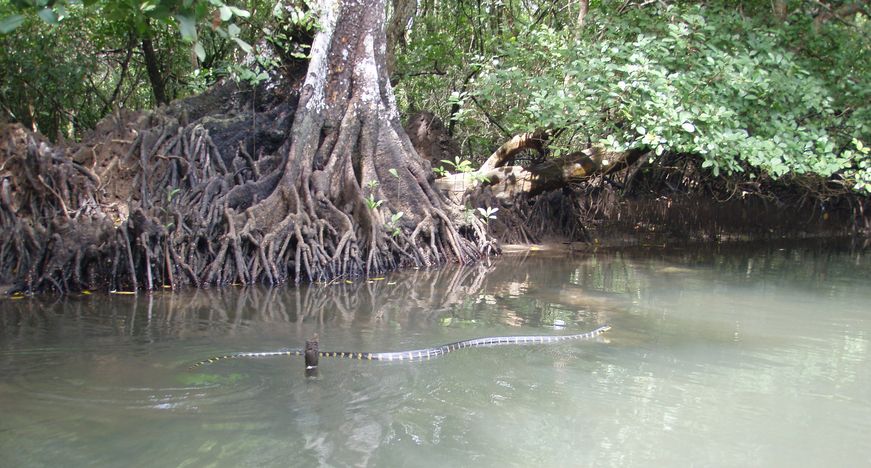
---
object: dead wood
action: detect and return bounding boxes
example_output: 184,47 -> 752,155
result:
438,144 -> 645,200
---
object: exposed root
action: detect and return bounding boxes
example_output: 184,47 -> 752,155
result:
0,0 -> 500,295
0,85 -> 491,295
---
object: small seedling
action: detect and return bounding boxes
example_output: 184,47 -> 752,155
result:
167,187 -> 181,203
441,156 -> 474,173
470,172 -> 490,184
477,206 -> 499,223
387,211 -> 404,237
365,194 -> 383,210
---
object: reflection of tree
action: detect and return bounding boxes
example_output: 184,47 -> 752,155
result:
477,253 -> 630,328
0,261 -> 501,342
6,242 -> 860,346
625,240 -> 869,294
0,252 -> 640,345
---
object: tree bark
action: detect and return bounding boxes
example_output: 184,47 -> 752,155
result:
437,143 -> 645,200
576,0 -> 589,30
773,0 -> 788,22
225,0 -> 492,282
386,0 -> 417,78
478,129 -> 549,172
141,37 -> 168,106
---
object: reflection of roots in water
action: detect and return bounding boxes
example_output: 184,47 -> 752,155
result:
0,261 -> 499,339
0,253 -> 635,342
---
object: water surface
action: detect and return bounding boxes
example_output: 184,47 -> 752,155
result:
1,242 -> 869,466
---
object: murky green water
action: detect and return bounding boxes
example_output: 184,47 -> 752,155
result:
1,241 -> 870,467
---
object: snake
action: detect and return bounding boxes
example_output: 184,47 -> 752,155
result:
189,324 -> 610,370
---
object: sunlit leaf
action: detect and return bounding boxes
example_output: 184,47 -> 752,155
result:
194,41 -> 206,61
220,6 -> 232,21
229,7 -> 250,18
232,37 -> 252,54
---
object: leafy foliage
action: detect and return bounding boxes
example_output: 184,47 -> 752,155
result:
396,1 -> 871,195
1,0 -> 253,56
0,9 -> 107,138
1,0 -> 869,196
0,0 -> 316,139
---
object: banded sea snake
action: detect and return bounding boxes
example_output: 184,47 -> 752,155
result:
189,324 -> 611,369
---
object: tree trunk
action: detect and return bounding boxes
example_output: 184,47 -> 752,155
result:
386,0 -> 417,78
206,0 -> 494,283
576,0 -> 589,31
0,0 -> 493,294
772,0 -> 788,22
141,37 -> 168,106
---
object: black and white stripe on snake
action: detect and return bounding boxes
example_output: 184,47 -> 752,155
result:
189,325 -> 610,369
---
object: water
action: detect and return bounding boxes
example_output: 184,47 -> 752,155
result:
1,242 -> 869,467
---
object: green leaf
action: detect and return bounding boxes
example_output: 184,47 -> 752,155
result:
220,6 -> 232,21
37,7 -> 58,24
177,14 -> 197,41
229,7 -> 250,18
681,122 -> 696,133
54,4 -> 67,20
194,41 -> 206,62
232,37 -> 253,54
0,15 -> 25,33
228,23 -> 240,37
